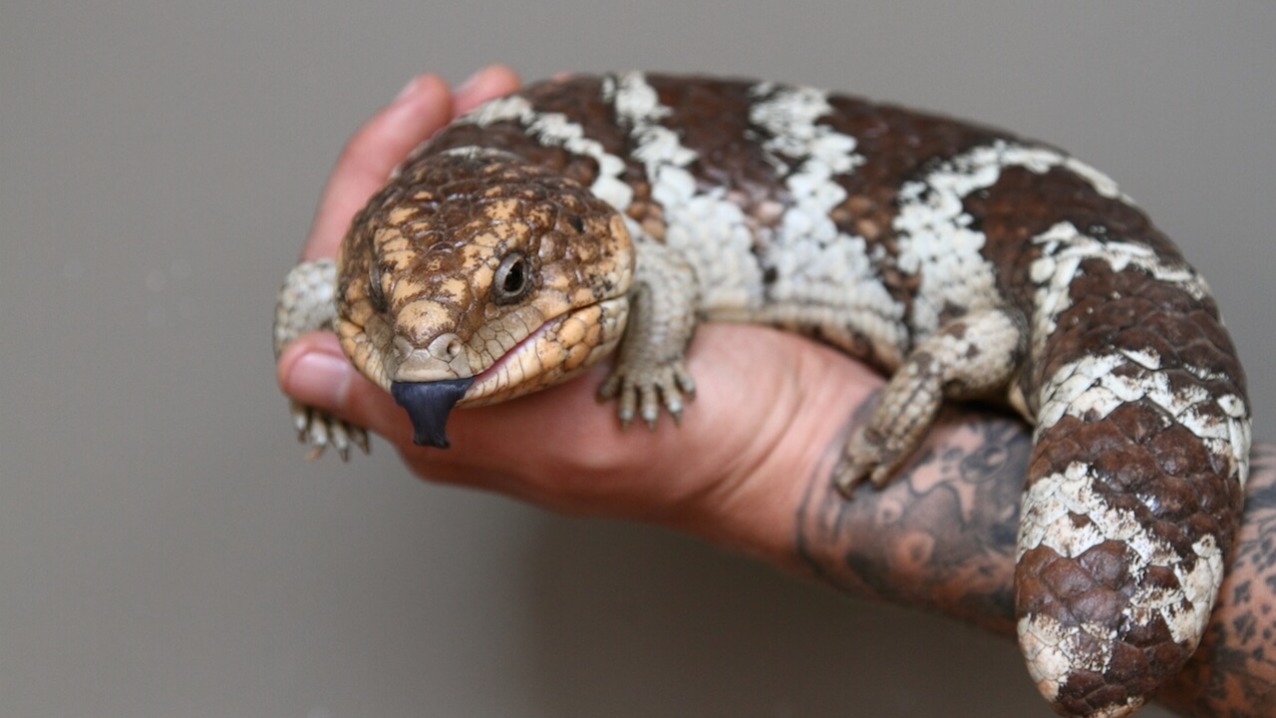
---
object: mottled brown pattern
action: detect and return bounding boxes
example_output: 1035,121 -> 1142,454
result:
316,73 -> 1251,717
798,419 -> 1275,717
336,147 -> 630,394
426,123 -> 603,194
438,74 -> 1019,341
644,75 -> 790,229
1018,249 -> 1247,713
1158,447 -> 1276,717
822,96 -> 1008,324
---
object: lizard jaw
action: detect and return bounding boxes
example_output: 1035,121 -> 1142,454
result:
386,313 -> 576,449
460,297 -> 631,406
386,297 -> 630,448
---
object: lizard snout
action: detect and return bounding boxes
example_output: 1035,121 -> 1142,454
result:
392,333 -> 473,383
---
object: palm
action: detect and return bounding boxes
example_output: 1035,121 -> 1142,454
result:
347,323 -> 877,550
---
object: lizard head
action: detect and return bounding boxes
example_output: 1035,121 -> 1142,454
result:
335,147 -> 635,447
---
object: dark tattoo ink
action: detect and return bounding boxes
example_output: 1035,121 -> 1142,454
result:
1157,444 -> 1276,717
797,414 -> 1276,717
795,400 -> 1030,634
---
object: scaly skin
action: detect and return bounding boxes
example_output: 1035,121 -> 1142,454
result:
334,146 -> 634,409
274,72 -> 1251,717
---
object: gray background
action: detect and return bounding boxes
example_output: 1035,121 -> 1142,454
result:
2,2 -> 1272,717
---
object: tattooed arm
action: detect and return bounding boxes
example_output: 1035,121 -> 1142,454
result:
795,406 -> 1029,634
1142,446 -> 1275,716
278,69 -> 1273,718
796,406 -> 1276,717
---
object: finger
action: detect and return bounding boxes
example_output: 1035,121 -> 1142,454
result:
452,65 -> 521,116
276,330 -> 633,489
275,331 -> 614,501
303,73 -> 454,261
276,332 -> 411,444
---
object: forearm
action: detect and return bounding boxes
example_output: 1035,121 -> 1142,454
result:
781,402 -> 1275,717
792,405 -> 1028,633
1157,444 -> 1276,716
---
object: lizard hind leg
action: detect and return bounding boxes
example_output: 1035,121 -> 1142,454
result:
834,306 -> 1027,497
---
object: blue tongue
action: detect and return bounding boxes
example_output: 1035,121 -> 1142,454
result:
390,378 -> 474,448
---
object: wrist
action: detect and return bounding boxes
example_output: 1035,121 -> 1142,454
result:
657,329 -> 883,571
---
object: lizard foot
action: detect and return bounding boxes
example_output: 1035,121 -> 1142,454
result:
833,424 -> 912,497
597,360 -> 696,429
289,398 -> 370,461
275,259 -> 371,460
832,307 -> 1025,499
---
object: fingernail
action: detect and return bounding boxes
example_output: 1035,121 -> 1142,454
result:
394,76 -> 421,103
290,351 -> 352,408
455,68 -> 486,98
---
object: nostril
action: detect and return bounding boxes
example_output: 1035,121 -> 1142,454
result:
391,331 -> 471,382
426,333 -> 464,362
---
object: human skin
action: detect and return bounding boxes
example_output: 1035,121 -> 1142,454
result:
276,66 -> 1275,717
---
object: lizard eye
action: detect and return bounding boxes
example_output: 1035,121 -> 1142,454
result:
368,261 -> 388,313
493,252 -> 532,304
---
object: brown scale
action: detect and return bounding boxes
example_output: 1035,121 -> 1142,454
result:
342,148 -> 622,347
821,94 -> 1010,314
333,73 -> 1249,717
646,75 -> 793,222
1018,255 -> 1245,714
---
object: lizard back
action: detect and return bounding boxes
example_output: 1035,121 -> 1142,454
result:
347,72 -> 1252,717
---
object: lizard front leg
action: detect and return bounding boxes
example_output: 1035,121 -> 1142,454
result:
598,239 -> 701,428
274,259 -> 370,460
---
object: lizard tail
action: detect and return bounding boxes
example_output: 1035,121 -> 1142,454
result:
1013,220 -> 1250,716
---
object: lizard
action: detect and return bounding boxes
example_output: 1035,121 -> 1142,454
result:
273,72 -> 1252,717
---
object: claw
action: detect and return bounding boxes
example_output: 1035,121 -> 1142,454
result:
665,399 -> 684,425
674,367 -> 696,397
287,399 -> 370,462
833,426 -> 880,498
614,379 -> 637,429
291,401 -> 309,435
330,422 -> 352,462
834,424 -> 909,498
640,385 -> 660,429
351,427 -> 370,455
833,462 -> 871,499
597,374 -> 621,400
600,359 -> 696,431
641,405 -> 659,430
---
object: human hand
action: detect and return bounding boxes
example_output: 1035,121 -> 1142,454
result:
275,67 -> 1274,716
798,413 -> 1275,717
275,65 -> 883,563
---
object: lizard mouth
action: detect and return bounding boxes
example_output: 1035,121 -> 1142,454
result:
386,313 -> 561,449
387,317 -> 559,449
387,297 -> 629,449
